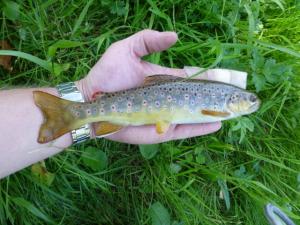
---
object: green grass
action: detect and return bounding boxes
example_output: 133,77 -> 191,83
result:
1,0 -> 300,224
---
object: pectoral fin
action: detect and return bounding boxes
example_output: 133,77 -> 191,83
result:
201,110 -> 230,117
93,122 -> 123,136
155,121 -> 171,134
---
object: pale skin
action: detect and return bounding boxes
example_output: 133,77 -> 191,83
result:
0,30 -> 221,179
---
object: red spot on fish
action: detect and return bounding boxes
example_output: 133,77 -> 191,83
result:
92,91 -> 102,100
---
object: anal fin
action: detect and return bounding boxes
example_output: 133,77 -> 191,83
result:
93,122 -> 123,137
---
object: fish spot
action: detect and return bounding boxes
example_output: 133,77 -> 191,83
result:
184,94 -> 189,100
167,95 -> 172,102
118,97 -> 122,102
155,101 -> 160,108
92,107 -> 98,115
191,100 -> 195,105
143,100 -> 147,106
100,108 -> 105,115
111,104 -> 117,112
160,92 -> 165,97
178,100 -> 183,106
127,101 -> 132,107
86,109 -> 91,115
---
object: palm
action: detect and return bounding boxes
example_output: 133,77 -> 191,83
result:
79,30 -> 221,144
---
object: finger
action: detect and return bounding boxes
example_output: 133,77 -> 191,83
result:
105,122 -> 221,144
126,29 -> 178,58
171,122 -> 221,140
142,61 -> 187,77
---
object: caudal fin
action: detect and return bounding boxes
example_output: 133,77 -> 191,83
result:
33,91 -> 80,143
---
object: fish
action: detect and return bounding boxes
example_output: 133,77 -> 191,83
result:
33,75 -> 261,143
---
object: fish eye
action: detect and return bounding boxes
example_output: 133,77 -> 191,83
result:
249,95 -> 257,102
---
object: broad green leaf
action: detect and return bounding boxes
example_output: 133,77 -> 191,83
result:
12,197 -> 55,224
169,163 -> 181,174
234,165 -> 246,178
149,202 -> 171,225
82,147 -> 108,172
110,1 -> 127,16
217,179 -> 230,210
263,59 -> 278,83
252,72 -> 266,92
251,49 -> 265,70
196,154 -> 206,164
18,28 -> 27,41
47,40 -> 84,57
3,0 -> 20,21
139,144 -> 159,160
31,161 -> 55,186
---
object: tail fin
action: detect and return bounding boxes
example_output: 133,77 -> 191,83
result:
33,91 -> 81,143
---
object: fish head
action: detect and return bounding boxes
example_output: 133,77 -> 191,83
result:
226,90 -> 260,115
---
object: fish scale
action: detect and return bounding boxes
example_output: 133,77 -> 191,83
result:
33,75 -> 260,143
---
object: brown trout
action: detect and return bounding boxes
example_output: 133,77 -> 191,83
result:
34,75 -> 260,143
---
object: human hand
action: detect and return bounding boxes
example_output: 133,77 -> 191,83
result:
76,29 -> 221,144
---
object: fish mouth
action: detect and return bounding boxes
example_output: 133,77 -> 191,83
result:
249,99 -> 261,112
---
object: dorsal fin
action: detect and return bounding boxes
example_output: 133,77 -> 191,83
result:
142,75 -> 182,86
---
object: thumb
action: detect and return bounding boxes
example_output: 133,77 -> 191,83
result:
127,29 -> 178,57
